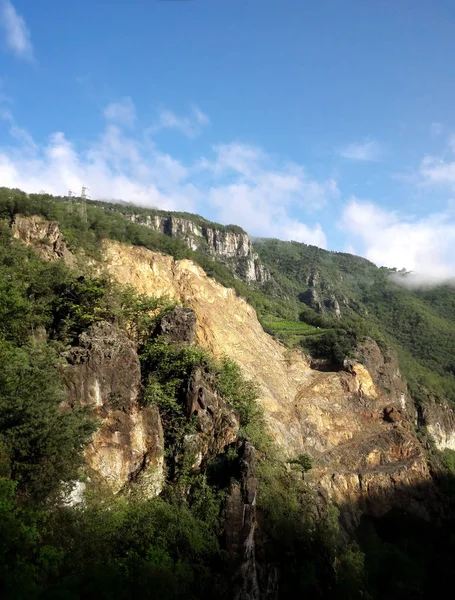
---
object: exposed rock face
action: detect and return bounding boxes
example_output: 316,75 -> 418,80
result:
225,442 -> 259,600
12,218 -> 442,528
355,338 -> 414,416
186,367 -> 239,466
124,213 -> 270,283
420,399 -> 455,451
11,214 -> 75,266
100,240 -> 436,525
61,321 -> 164,496
125,213 -> 204,251
155,305 -> 196,344
301,269 -> 343,318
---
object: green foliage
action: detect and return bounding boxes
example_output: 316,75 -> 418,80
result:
255,236 -> 455,404
290,453 -> 313,473
304,326 -> 360,364
256,460 -> 361,597
0,339 -> 95,504
51,276 -> 112,342
44,495 -> 222,600
0,478 -> 62,599
216,358 -> 260,426
115,286 -> 174,345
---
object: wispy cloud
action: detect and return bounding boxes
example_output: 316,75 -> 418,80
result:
199,142 -> 337,245
339,197 -> 455,284
338,140 -> 382,161
417,136 -> 455,188
0,0 -> 34,61
104,97 -> 137,127
0,103 -> 334,248
0,105 -> 37,152
150,105 -> 210,138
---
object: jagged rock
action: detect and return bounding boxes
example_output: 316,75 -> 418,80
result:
383,406 -> 402,423
355,338 -> 414,416
11,214 -> 75,266
186,367 -> 239,463
156,305 -> 196,344
420,399 -> 455,451
61,321 -> 164,496
324,294 -> 341,319
124,212 -> 270,283
300,288 -> 324,313
308,269 -> 320,287
225,442 -> 260,600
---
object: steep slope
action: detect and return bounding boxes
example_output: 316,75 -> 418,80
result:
100,239 -> 435,524
10,215 -> 437,527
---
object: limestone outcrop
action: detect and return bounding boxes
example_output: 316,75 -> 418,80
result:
11,214 -> 75,266
124,212 -> 270,282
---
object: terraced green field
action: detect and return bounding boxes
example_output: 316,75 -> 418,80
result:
261,317 -> 327,342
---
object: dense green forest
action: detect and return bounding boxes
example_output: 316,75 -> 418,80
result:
1,187 -> 455,598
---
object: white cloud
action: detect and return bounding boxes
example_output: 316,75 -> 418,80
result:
339,140 -> 382,161
0,124 -> 196,211
192,105 -> 210,126
415,135 -> 455,189
150,105 -> 209,138
340,197 -> 455,283
0,106 -> 334,248
104,97 -> 136,127
0,0 -> 34,61
199,142 -> 338,245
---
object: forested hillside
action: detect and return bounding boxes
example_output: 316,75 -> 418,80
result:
1,187 -> 455,599
254,238 -> 455,406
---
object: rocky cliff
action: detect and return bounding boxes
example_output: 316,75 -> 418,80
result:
11,214 -> 75,267
11,216 -> 444,529
124,212 -> 270,283
12,214 -> 455,597
100,239 -> 437,526
61,321 -> 165,497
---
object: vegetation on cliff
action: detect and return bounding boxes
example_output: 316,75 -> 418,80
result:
2,187 -> 455,598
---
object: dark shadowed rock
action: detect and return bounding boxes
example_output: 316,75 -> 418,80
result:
156,306 -> 196,344
225,441 -> 260,600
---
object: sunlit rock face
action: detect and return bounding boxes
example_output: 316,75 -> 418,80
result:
124,213 -> 270,282
101,240 -> 436,525
12,216 -> 438,525
11,214 -> 75,266
61,321 -> 164,496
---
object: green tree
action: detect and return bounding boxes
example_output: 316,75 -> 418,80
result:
0,339 -> 95,504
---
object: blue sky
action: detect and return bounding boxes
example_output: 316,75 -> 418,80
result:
1,0 -> 455,280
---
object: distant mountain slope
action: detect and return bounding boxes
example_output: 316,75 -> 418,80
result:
2,186 -> 455,408
254,237 -> 455,406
